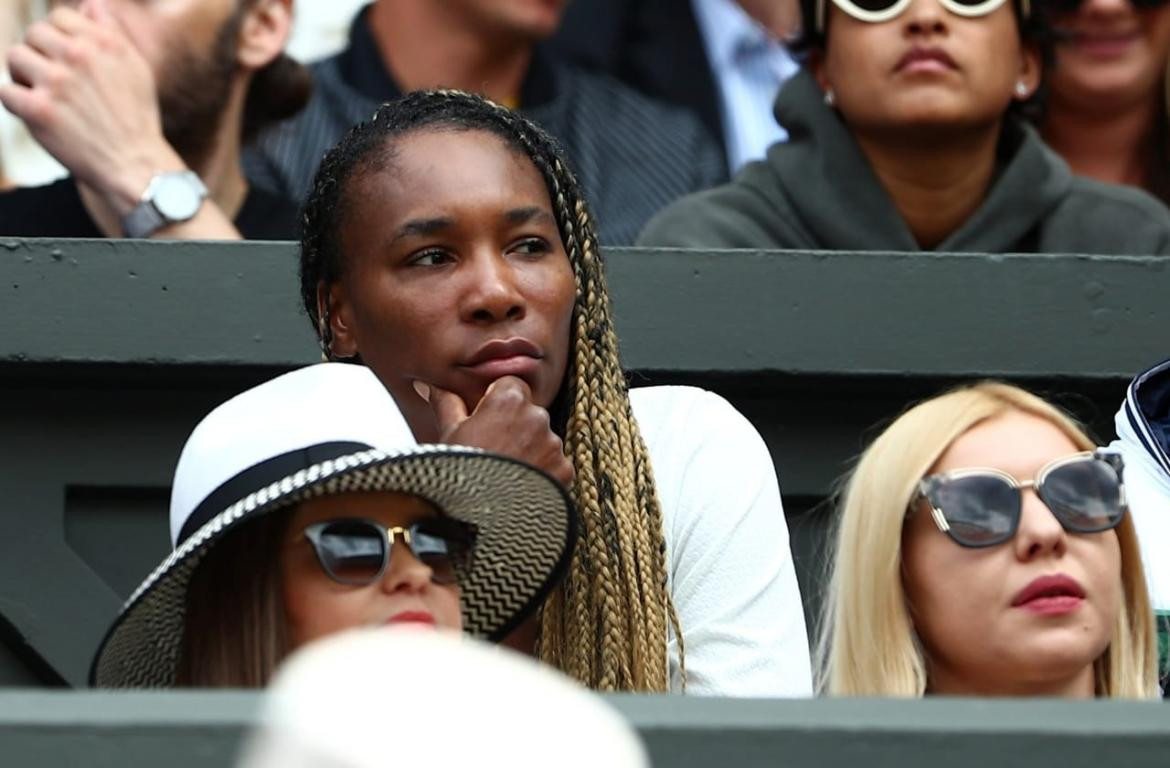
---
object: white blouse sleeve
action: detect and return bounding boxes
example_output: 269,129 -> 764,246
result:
631,387 -> 813,696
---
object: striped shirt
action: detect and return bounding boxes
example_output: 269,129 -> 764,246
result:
243,9 -> 726,245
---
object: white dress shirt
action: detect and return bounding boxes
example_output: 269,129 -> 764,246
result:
691,0 -> 799,173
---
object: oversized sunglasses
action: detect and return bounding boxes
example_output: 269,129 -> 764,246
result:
913,450 -> 1126,548
303,517 -> 476,586
816,0 -> 1027,31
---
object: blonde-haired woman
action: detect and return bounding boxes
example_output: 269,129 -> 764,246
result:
818,382 -> 1158,698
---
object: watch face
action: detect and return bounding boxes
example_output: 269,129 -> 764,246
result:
154,174 -> 205,221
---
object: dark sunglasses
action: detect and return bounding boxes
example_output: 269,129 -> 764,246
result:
303,517 -> 476,586
816,0 -> 1026,31
913,450 -> 1126,548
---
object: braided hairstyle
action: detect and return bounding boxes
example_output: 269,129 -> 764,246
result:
299,90 -> 683,691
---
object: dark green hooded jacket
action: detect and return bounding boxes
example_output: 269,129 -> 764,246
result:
639,70 -> 1170,255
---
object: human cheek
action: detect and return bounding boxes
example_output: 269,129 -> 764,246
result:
432,584 -> 464,632
283,556 -> 362,645
294,588 -> 373,646
1084,531 -> 1122,617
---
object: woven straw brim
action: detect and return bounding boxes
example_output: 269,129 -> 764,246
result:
91,446 -> 574,687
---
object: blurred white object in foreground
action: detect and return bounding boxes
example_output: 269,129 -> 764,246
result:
238,628 -> 650,768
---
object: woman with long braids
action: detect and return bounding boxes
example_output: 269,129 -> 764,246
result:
300,90 -> 812,694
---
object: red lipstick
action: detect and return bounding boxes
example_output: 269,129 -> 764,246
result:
1011,574 -> 1086,615
386,611 -> 436,626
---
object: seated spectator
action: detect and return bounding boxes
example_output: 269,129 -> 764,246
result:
239,629 -> 648,768
638,0 -> 1170,253
1110,357 -> 1170,693
1037,0 -> 1170,204
244,0 -> 724,245
554,0 -> 801,174
301,90 -> 812,695
0,0 -> 309,239
818,382 -> 1158,697
90,363 -> 575,687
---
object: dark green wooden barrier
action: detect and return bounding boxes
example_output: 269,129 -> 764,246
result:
1,239 -> 1166,686
0,691 -> 1168,767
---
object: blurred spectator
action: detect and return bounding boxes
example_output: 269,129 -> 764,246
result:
244,0 -> 725,245
639,0 -> 1170,254
818,382 -> 1158,698
0,0 -> 64,188
1110,358 -> 1170,694
1037,0 -> 1170,205
90,363 -> 575,687
0,0 -> 309,239
238,629 -> 649,768
284,0 -> 366,63
554,0 -> 800,173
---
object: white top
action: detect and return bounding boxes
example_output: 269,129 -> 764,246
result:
1112,400 -> 1170,613
630,385 -> 813,696
690,0 -> 799,173
285,0 -> 369,63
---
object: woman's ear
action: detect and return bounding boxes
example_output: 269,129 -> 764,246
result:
809,49 -> 831,93
319,281 -> 359,359
237,0 -> 293,72
1016,43 -> 1043,98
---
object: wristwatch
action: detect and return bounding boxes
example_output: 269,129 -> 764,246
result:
121,171 -> 208,238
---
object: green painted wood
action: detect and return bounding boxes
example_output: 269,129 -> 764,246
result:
1,239 -> 1165,377
0,691 -> 1167,767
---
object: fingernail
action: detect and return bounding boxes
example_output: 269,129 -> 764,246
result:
412,380 -> 430,402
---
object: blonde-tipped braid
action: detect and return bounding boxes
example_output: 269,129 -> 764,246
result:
300,89 -> 683,691
531,152 -> 682,691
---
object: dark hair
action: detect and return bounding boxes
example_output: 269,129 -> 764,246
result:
1145,102 -> 1170,205
175,512 -> 290,687
792,0 -> 1054,117
242,53 -> 313,145
299,91 -> 682,691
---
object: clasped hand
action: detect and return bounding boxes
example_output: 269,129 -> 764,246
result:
415,376 -> 576,490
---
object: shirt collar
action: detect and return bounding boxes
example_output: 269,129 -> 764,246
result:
340,6 -> 558,108
691,0 -> 774,70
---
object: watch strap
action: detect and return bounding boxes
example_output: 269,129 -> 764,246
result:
121,171 -> 208,238
122,194 -> 166,239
